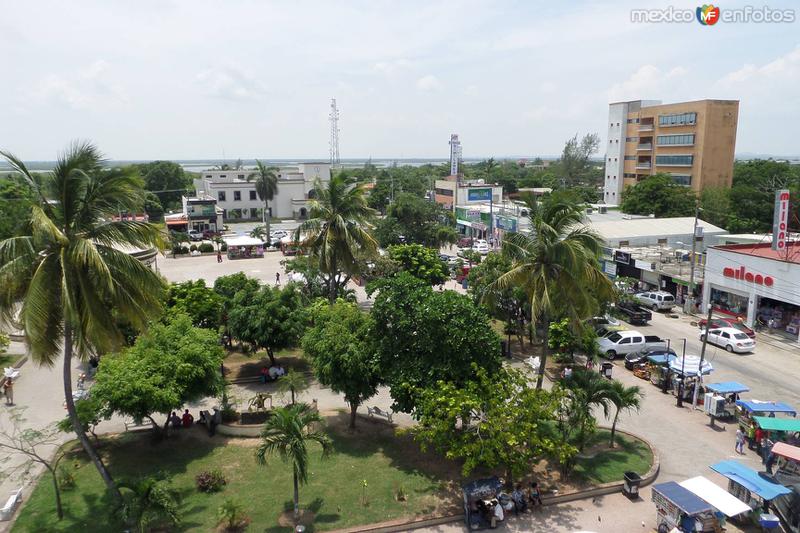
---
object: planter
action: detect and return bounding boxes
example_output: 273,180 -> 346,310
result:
216,422 -> 266,438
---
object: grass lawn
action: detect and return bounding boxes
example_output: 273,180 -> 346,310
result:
0,352 -> 21,368
13,414 -> 460,533
571,430 -> 653,485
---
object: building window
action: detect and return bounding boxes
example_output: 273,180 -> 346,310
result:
234,191 -> 242,201
220,174 -> 227,178
658,238 -> 667,245
218,191 -> 226,201
615,139 -> 619,143
205,174 -> 211,178
670,174 -> 692,186
658,112 -> 697,126
435,188 -> 454,197
619,240 -> 629,247
656,155 -> 693,166
249,190 -> 257,200
623,173 -> 636,178
624,156 -> 637,160
238,174 -> 245,179
657,134 -> 695,146
625,136 -> 639,142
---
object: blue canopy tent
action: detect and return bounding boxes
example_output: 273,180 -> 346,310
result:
647,354 -> 676,365
706,382 -> 750,395
735,400 -> 797,417
652,481 -> 714,532
710,460 -> 792,501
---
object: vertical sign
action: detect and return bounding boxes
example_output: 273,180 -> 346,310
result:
449,134 -> 461,176
772,189 -> 790,251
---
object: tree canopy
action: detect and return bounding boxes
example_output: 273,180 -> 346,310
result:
166,280 -> 223,331
133,161 -> 192,211
368,273 -> 501,413
387,243 -> 448,285
92,312 -> 225,433
374,193 -> 457,248
620,174 -> 697,217
0,176 -> 33,240
302,300 -> 380,428
557,133 -> 601,185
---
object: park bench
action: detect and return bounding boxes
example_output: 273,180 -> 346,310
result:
123,418 -> 151,432
367,406 -> 393,423
0,488 -> 22,521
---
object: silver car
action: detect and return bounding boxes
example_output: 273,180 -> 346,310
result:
634,291 -> 675,311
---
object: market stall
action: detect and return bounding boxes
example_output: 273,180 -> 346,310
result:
710,460 -> 791,529
647,353 -> 677,389
668,355 -> 713,403
703,382 -> 750,422
679,476 -> 751,520
651,481 -> 716,532
736,400 -> 797,433
224,236 -> 264,259
753,417 -> 800,443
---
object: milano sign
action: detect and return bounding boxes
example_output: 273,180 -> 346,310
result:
772,189 -> 790,251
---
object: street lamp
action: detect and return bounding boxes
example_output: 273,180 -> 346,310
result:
684,204 -> 703,314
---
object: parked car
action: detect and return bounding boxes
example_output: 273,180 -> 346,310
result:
472,239 -> 489,255
615,301 -> 652,325
699,327 -> 756,353
458,236 -> 474,248
634,291 -> 676,311
598,330 -> 667,360
698,317 -> 755,339
187,230 -> 204,241
597,325 -> 628,339
624,346 -> 677,370
589,314 -> 621,330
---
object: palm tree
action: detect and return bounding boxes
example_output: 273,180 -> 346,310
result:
562,368 -> 615,451
493,196 -> 613,389
0,142 -> 165,502
256,403 -> 332,523
295,175 -> 377,303
607,381 -> 643,448
277,369 -> 308,405
249,225 -> 268,242
247,160 -> 279,237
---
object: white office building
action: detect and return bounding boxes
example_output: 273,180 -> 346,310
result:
193,163 -> 331,221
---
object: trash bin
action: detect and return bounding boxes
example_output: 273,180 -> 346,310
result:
622,471 -> 642,499
601,362 -> 613,379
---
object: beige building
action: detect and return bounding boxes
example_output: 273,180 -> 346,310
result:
603,99 -> 739,204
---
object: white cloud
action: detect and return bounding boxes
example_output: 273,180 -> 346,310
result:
27,59 -> 128,110
373,58 -> 412,75
195,66 -> 267,101
415,75 -> 443,92
607,65 -> 688,102
717,46 -> 800,87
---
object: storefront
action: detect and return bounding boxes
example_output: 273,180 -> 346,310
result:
702,243 -> 800,341
455,206 -> 492,241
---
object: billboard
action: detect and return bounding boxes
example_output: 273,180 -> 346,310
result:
772,189 -> 790,251
467,188 -> 492,202
494,215 -> 517,232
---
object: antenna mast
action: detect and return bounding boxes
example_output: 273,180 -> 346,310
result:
329,98 -> 340,166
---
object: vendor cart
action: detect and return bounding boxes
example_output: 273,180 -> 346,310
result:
736,400 -> 797,432
652,481 -> 717,532
704,382 -> 750,422
462,477 -> 502,530
710,460 -> 791,530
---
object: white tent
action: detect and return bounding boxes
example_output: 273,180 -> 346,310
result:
679,476 -> 750,517
223,235 -> 263,247
669,355 -> 713,377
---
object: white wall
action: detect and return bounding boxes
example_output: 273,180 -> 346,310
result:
603,102 -> 627,205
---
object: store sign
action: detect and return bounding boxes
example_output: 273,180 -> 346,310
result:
772,190 -> 790,251
634,259 -> 656,272
603,260 -> 617,277
722,266 -> 774,287
614,250 -> 631,264
494,215 -> 517,232
652,490 -> 679,521
467,188 -> 492,202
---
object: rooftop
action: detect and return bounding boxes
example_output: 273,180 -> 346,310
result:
714,242 -> 800,265
586,216 -> 726,240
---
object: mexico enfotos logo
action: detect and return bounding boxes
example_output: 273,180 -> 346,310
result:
631,4 -> 796,24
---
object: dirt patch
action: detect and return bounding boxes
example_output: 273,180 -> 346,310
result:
224,351 -> 309,380
277,509 -> 316,528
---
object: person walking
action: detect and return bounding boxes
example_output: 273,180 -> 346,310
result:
217,250 -> 223,263
3,378 -> 13,405
735,427 -> 745,454
275,272 -> 281,285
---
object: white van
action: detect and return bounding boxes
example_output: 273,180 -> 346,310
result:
634,291 -> 675,311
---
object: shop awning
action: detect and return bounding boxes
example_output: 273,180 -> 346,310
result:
753,416 -> 800,433
678,476 -> 751,517
706,382 -> 749,395
710,460 -> 792,501
736,400 -> 797,416
223,236 -> 263,247
770,442 -> 800,463
669,355 -> 713,377
652,481 -> 713,515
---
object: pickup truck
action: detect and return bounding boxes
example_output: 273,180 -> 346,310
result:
615,301 -> 652,325
598,330 -> 667,360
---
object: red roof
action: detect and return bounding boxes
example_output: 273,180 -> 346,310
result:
771,442 -> 800,463
716,243 -> 800,265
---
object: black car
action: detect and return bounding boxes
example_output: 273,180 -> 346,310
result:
624,347 -> 677,370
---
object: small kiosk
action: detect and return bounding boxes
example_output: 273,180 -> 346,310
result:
736,400 -> 797,432
703,382 -> 750,422
710,460 -> 791,529
651,481 -> 716,532
224,236 -> 264,259
646,353 -> 676,389
668,355 -> 713,403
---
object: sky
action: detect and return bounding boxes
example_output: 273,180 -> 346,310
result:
1,0 -> 799,161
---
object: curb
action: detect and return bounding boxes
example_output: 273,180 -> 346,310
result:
328,427 -> 659,533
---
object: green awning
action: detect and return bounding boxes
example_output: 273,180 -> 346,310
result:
754,416 -> 800,432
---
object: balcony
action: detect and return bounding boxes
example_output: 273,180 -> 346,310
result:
635,163 -> 651,170
636,143 -> 652,151
638,123 -> 654,132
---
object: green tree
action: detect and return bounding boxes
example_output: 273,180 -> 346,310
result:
620,174 -> 696,217
213,273 -> 261,346
134,161 -> 192,210
302,301 -> 380,429
369,273 -> 501,413
414,366 -> 574,486
607,381 -> 643,448
388,243 -> 448,285
142,191 -> 165,222
726,160 -> 800,232
494,196 -> 613,389
227,284 -> 306,365
374,193 -> 457,248
119,475 -> 181,533
559,368 -> 614,451
248,160 -> 279,235
91,312 -> 225,435
0,176 -> 33,240
165,279 -> 223,330
558,133 -> 600,184
296,174 -> 378,303
255,404 -> 332,524
57,395 -> 104,445
548,318 -> 599,363
277,369 -> 308,405
0,142 -> 165,502
699,187 -> 732,230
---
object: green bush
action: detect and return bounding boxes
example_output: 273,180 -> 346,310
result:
58,465 -> 76,490
217,498 -> 250,532
189,244 -> 198,252
173,246 -> 189,255
221,243 -> 228,252
195,469 -> 227,493
198,243 -> 214,253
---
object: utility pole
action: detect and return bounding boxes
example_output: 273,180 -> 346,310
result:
677,338 -> 686,408
685,203 -> 701,314
692,303 -> 715,410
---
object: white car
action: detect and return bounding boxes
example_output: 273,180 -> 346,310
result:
472,239 -> 489,255
187,229 -> 204,241
700,327 -> 755,353
270,230 -> 288,240
634,291 -> 675,311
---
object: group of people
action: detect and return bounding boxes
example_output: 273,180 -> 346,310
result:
259,365 -> 286,384
473,482 -> 544,528
734,422 -> 798,474
169,409 -> 195,430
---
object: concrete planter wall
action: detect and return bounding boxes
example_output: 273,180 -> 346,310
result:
216,422 -> 265,438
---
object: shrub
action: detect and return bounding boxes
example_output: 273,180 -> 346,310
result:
189,244 -> 198,252
58,465 -> 76,490
172,245 -> 189,255
217,499 -> 250,532
195,469 -> 227,493
198,242 -> 215,253
221,243 -> 228,252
